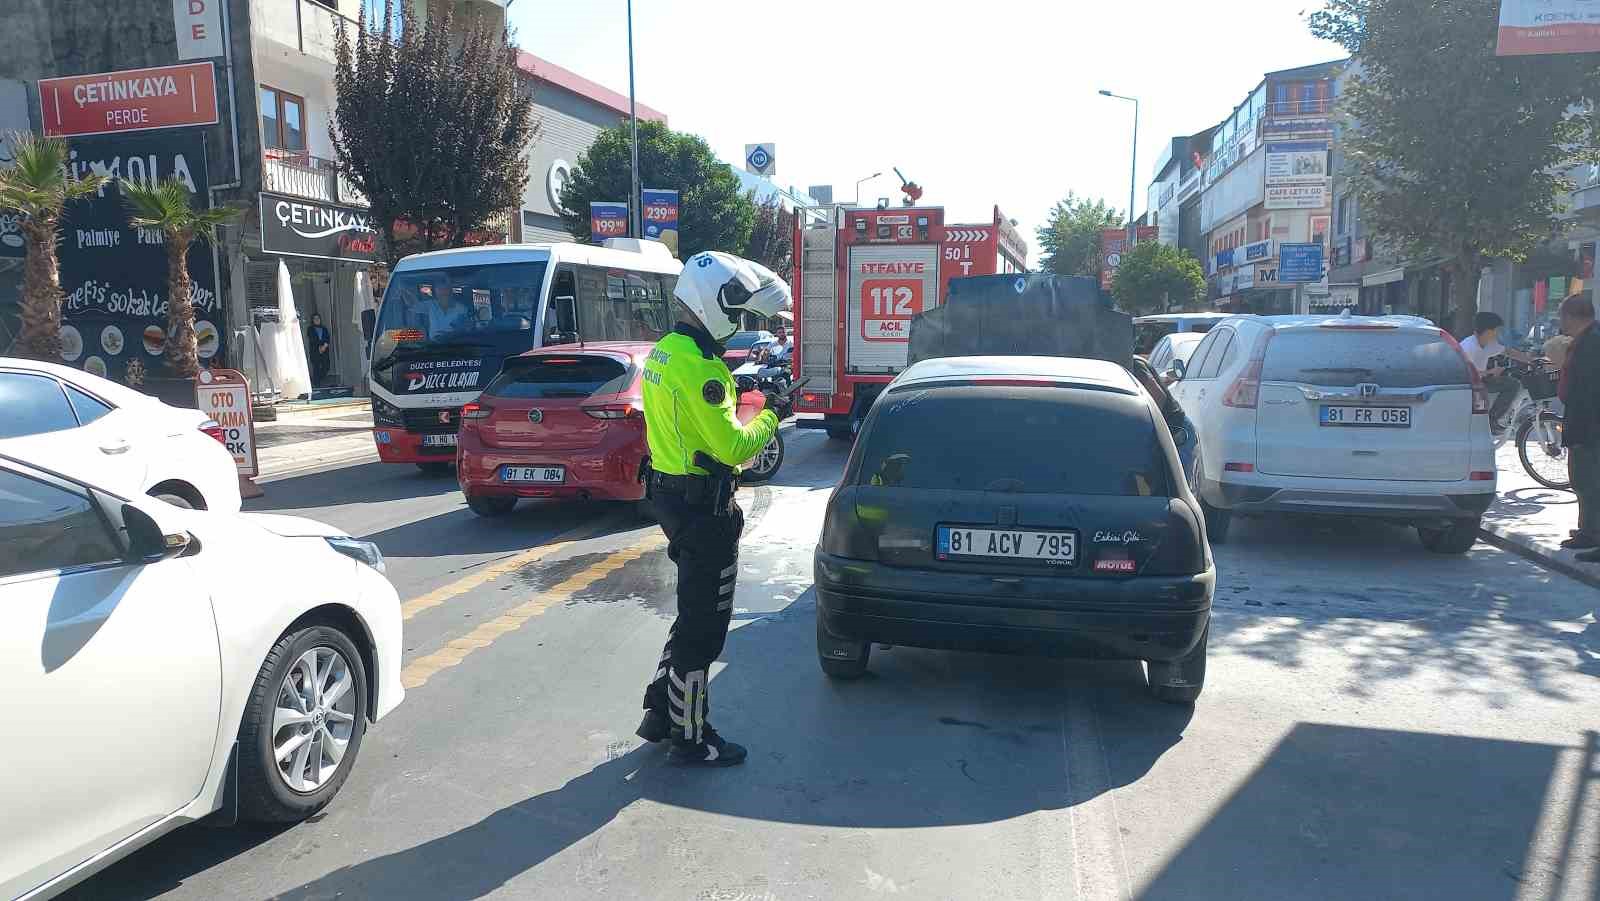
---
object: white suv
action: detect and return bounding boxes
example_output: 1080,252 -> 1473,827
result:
1170,314 -> 1496,553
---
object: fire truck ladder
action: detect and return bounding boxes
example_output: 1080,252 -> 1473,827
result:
798,205 -> 839,396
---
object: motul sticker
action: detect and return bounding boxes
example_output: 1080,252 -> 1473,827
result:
1093,558 -> 1137,573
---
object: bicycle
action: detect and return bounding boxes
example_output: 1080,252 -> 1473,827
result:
1500,359 -> 1569,490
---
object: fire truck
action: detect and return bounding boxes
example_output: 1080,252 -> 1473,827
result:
792,203 -> 1027,438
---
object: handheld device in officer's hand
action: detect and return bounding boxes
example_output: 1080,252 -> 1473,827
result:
779,376 -> 811,399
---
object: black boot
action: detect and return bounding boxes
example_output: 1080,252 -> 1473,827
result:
668,726 -> 748,767
636,708 -> 670,743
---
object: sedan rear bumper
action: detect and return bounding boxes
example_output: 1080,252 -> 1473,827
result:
814,551 -> 1212,662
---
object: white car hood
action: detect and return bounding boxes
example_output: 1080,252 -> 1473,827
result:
240,513 -> 348,539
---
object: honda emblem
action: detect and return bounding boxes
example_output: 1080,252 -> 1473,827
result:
1358,383 -> 1380,399
528,409 -> 544,424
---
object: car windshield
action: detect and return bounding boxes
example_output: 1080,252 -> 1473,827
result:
373,262 -> 547,355
857,385 -> 1168,496
1262,330 -> 1470,388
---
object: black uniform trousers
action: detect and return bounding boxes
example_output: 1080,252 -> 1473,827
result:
641,491 -> 744,745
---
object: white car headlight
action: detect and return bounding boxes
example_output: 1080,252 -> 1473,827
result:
326,537 -> 387,574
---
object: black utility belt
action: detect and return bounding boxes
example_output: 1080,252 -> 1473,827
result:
651,470 -> 736,509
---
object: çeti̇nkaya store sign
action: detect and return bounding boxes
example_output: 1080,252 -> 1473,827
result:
259,192 -> 379,263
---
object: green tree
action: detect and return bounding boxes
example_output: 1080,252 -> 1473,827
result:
1036,192 -> 1120,277
743,195 -> 795,281
1111,241 -> 1206,316
333,0 -> 534,264
0,132 -> 108,360
121,177 -> 240,378
559,119 -> 755,259
1311,0 -> 1600,335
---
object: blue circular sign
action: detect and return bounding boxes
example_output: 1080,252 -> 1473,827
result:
747,146 -> 771,171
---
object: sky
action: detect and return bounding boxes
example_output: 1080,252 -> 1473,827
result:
509,0 -> 1346,260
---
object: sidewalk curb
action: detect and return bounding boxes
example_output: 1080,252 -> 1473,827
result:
1478,526 -> 1600,591
275,398 -> 371,417
258,446 -> 379,483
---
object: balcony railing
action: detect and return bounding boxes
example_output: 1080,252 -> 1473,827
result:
262,148 -> 369,207
1266,98 -> 1334,120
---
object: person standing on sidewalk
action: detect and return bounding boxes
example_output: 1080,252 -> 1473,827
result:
1555,292 -> 1600,558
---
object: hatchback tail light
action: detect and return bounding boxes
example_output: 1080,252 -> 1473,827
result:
1142,500 -> 1208,577
1438,329 -> 1490,414
199,419 -> 226,444
583,401 -> 644,420
819,486 -> 880,561
460,402 -> 493,421
1470,471 -> 1495,481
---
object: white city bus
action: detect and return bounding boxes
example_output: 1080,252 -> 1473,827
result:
367,239 -> 683,470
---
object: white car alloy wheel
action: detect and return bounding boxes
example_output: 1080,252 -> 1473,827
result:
274,646 -> 359,793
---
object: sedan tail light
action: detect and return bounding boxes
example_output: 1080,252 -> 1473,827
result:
199,419 -> 226,444
583,401 -> 644,420
460,402 -> 494,421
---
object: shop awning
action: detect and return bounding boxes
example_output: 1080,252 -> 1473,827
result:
1362,268 -> 1405,287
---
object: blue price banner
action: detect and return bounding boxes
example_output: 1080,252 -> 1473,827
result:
641,188 -> 679,256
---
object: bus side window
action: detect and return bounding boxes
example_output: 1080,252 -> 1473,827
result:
546,267 -> 578,345
575,266 -> 612,342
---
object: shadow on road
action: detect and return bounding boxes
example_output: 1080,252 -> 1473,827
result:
249,462 -> 460,511
1140,725 -> 1599,901
1212,514 -> 1600,699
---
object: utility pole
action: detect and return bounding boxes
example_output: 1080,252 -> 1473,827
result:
627,0 -> 641,238
1099,90 -> 1141,246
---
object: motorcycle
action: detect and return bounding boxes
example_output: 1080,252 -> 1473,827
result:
733,349 -> 789,483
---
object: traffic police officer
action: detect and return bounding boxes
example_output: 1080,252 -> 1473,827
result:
635,251 -> 787,766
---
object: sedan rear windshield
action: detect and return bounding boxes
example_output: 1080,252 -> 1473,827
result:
486,355 -> 630,399
855,385 -> 1169,496
1262,330 -> 1469,388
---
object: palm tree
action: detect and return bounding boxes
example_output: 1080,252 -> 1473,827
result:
0,131 -> 108,360
121,177 -> 238,378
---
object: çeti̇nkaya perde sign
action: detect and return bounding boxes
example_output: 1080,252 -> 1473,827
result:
57,130 -> 221,386
259,192 -> 380,263
39,62 -> 218,137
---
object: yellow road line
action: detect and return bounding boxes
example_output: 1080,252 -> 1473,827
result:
400,533 -> 666,689
400,516 -> 626,621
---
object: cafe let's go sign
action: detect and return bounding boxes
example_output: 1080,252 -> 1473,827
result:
40,62 -> 218,137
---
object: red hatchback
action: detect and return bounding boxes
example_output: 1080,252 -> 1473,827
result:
457,343 -> 655,517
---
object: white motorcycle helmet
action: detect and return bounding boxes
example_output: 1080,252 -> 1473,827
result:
674,251 -> 791,343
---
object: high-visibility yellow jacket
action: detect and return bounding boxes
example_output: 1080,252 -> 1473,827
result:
642,327 -> 778,476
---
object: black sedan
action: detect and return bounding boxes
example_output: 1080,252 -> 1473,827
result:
813,356 -> 1215,703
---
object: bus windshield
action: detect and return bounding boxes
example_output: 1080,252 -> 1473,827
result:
373,261 -> 548,362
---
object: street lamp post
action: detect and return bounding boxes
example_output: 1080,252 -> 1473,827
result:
1099,89 -> 1140,246
853,171 -> 883,205
627,0 -> 641,238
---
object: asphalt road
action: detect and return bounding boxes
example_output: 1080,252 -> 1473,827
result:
64,428 -> 1600,901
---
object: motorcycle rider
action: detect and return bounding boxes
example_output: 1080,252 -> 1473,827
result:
635,251 -> 787,766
